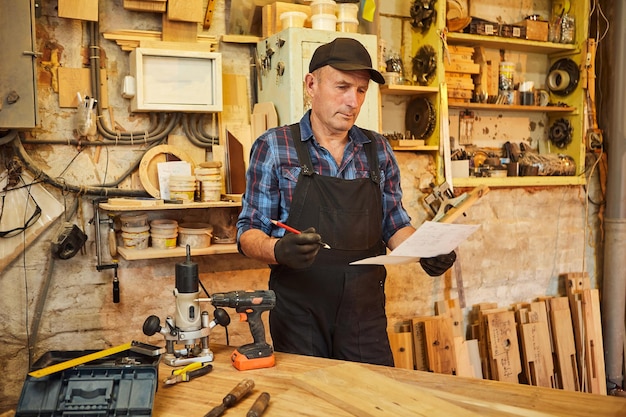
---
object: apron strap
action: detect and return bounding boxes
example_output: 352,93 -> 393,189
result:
289,123 -> 314,176
289,123 -> 380,183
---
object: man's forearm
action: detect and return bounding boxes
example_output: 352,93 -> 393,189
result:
239,229 -> 279,264
387,225 -> 416,250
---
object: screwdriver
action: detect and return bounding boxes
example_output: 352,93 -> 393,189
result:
204,379 -> 255,417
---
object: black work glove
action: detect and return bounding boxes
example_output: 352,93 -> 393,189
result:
420,250 -> 457,277
274,227 -> 322,269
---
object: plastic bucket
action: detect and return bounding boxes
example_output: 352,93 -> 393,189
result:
280,11 -> 307,29
311,0 -> 336,16
178,223 -> 213,249
121,224 -> 150,250
120,212 -> 148,228
311,13 -> 337,31
169,175 -> 196,202
150,219 -> 178,249
336,3 -> 358,20
337,18 -> 359,33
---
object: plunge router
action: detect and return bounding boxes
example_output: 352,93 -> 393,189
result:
142,246 -> 230,366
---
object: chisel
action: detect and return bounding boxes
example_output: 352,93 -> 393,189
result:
204,379 -> 255,417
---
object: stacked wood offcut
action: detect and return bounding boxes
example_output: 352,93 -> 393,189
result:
444,45 -> 480,104
388,272 -> 607,395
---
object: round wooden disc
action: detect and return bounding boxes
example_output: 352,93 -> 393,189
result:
138,145 -> 196,198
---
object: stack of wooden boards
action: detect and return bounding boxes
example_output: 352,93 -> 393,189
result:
388,272 -> 607,395
444,45 -> 479,104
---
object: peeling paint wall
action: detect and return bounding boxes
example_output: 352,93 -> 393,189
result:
0,0 -> 602,411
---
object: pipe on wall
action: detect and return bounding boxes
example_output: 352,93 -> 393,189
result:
602,0 -> 626,389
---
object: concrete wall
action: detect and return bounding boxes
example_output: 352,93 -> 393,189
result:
0,0 -> 602,411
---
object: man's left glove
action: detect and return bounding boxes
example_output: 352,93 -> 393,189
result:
420,251 -> 457,277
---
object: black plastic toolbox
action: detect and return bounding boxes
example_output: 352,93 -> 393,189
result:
16,349 -> 160,417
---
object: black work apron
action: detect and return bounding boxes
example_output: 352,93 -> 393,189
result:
269,124 -> 393,366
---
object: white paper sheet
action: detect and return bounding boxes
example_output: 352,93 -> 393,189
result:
350,221 -> 480,265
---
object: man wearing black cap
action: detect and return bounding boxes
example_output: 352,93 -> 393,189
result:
237,37 -> 456,366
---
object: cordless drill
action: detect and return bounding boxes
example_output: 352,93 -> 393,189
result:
210,290 -> 276,370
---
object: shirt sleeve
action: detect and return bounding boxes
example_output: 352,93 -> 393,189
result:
377,135 -> 413,244
236,132 -> 280,239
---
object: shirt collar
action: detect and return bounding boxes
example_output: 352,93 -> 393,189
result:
298,110 -> 371,145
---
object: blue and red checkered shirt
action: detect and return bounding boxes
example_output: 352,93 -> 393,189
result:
236,111 -> 412,245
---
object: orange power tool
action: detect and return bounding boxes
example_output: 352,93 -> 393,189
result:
210,290 -> 276,370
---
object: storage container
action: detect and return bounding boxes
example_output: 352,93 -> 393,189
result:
311,13 -> 337,31
169,175 -> 196,202
119,212 -> 148,228
311,0 -> 336,16
336,2 -> 358,20
337,18 -> 358,33
178,223 -> 213,249
121,224 -> 150,250
150,219 -> 178,249
280,11 -> 307,29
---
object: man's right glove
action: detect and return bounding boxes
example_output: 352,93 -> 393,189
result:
274,227 -> 322,269
419,250 -> 457,277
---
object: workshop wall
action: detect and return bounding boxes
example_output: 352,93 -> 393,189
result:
0,0 -> 602,411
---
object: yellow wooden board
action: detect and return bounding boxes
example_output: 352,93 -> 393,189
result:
58,0 -> 98,21
294,362 -> 482,417
168,0 -> 203,22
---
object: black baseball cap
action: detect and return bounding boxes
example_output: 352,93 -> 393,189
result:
309,38 -> 385,84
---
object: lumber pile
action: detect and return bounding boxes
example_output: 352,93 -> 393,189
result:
388,272 -> 607,395
444,45 -> 479,104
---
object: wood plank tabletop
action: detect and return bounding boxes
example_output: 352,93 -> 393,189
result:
153,344 -> 626,417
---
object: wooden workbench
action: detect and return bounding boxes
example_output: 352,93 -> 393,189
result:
153,344 -> 625,416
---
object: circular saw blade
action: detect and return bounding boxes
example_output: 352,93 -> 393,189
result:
405,97 -> 436,139
412,44 -> 437,86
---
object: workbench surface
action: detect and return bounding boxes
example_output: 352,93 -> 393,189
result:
154,344 -> 625,416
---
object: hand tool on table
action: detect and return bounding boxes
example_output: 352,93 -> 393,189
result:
208,290 -> 277,370
164,361 -> 213,385
204,379 -> 255,417
142,246 -> 231,366
246,392 -> 270,417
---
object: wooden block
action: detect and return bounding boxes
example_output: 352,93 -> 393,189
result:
388,323 -> 415,370
168,0 -> 203,22
58,0 -> 98,21
435,299 -> 464,338
484,310 -> 522,383
517,304 -> 556,388
424,317 -> 457,375
124,0 -> 167,13
162,14 -> 198,42
548,297 -> 580,391
58,68 -> 108,109
515,19 -> 549,41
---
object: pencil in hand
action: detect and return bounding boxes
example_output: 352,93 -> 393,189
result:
270,220 -> 331,249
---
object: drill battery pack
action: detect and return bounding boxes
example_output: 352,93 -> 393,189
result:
231,342 -> 275,371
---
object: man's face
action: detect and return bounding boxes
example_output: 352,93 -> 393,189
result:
307,66 -> 371,135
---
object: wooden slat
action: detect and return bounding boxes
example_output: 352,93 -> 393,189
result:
517,304 -> 556,388
388,325 -> 415,370
124,0 -> 167,13
547,296 -> 580,391
484,309 -> 522,384
58,68 -> 109,109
